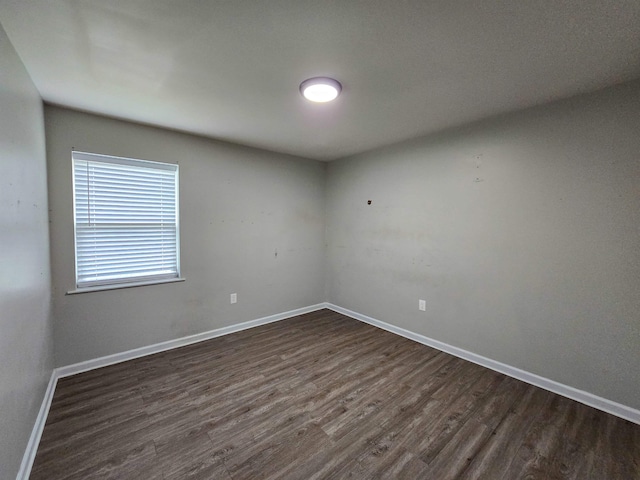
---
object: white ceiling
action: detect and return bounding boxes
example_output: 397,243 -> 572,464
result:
1,1 -> 639,161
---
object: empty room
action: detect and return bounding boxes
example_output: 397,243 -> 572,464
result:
1,1 -> 639,479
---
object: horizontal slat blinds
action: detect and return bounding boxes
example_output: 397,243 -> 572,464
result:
72,151 -> 180,288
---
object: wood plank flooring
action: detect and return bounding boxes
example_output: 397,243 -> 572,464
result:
31,309 -> 639,479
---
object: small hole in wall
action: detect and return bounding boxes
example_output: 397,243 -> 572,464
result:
367,200 -> 372,205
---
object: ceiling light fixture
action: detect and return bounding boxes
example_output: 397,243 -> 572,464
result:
300,77 -> 342,103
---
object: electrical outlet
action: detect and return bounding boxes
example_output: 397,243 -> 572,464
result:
419,299 -> 426,311
230,293 -> 237,304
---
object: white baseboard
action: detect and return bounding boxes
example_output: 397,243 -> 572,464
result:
16,370 -> 58,480
326,303 -> 640,425
57,303 -> 326,378
18,301 -> 639,479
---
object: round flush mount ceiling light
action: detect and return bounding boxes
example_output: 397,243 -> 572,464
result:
300,77 -> 342,103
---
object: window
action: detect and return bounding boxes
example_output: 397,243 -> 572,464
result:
72,151 -> 180,291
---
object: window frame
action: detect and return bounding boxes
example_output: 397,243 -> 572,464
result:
68,151 -> 183,294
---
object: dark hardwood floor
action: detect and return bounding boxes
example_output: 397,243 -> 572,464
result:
31,309 -> 639,479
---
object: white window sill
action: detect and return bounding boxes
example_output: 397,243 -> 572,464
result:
66,277 -> 185,295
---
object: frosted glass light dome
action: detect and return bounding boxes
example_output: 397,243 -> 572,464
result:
300,77 -> 342,103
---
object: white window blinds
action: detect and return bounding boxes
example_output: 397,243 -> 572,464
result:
72,151 -> 180,289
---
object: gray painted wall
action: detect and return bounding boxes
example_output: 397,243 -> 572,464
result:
326,81 -> 640,410
0,24 -> 54,479
4,42 -> 639,475
46,106 -> 326,367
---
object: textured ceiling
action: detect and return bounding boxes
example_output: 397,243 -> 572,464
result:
1,0 -> 639,160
